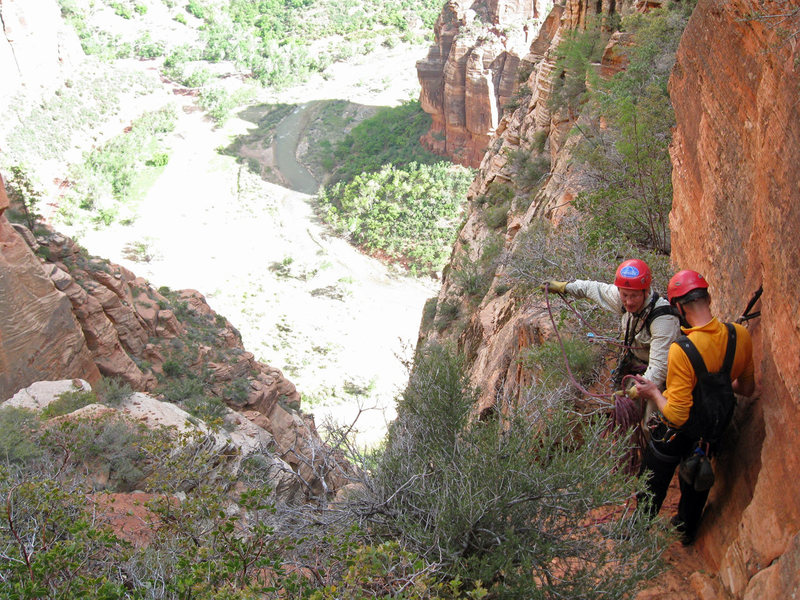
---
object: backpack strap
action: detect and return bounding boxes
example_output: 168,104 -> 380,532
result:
720,322 -> 737,375
645,303 -> 680,334
676,322 -> 737,378
676,335 -> 707,377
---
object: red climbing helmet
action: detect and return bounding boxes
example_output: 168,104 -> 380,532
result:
614,259 -> 652,290
667,270 -> 709,304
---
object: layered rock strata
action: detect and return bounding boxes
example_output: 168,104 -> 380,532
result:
416,0 -> 640,166
424,0 -> 800,596
417,0 -> 555,166
421,0 -> 637,415
0,173 -> 345,496
0,177 -> 100,397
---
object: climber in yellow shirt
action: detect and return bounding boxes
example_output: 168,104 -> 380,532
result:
633,270 -> 755,545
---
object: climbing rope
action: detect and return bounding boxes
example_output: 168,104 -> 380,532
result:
544,287 -> 646,415
544,286 -> 646,473
555,292 -> 646,351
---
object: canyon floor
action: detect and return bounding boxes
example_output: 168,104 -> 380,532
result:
69,43 -> 438,447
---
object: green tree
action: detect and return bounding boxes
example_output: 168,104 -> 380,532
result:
318,162 -> 472,273
549,25 -> 605,118
4,166 -> 43,231
571,6 -> 691,254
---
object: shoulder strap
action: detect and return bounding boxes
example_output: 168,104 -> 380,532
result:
645,304 -> 679,333
720,322 -> 737,375
676,323 -> 737,377
676,335 -> 708,377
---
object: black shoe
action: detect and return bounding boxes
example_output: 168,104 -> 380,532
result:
670,516 -> 695,546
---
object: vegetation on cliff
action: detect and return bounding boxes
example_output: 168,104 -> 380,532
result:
1,343 -> 666,599
556,3 -> 693,255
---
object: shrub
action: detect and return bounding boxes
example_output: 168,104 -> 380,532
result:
199,86 -> 235,124
482,201 -> 510,229
0,407 -> 42,464
507,148 -> 550,191
369,343 -> 666,599
95,377 -> 134,407
522,337 -> 602,389
3,165 -> 43,230
570,5 -> 689,254
421,296 -> 438,332
41,389 -> 98,418
549,23 -> 605,117
434,300 -> 460,332
186,0 -> 206,19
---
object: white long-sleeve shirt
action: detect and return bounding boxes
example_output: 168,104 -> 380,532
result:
564,280 -> 680,389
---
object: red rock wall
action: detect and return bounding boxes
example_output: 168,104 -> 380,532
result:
417,0 -> 552,167
669,0 -> 800,596
0,175 -> 100,398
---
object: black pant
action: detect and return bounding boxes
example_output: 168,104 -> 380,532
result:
639,424 -> 709,539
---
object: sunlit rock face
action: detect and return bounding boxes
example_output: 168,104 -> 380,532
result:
0,176 -> 100,399
0,0 -> 83,112
669,0 -> 800,596
423,0 -> 800,594
416,0 -> 554,167
419,0 -> 637,416
416,0 -> 641,167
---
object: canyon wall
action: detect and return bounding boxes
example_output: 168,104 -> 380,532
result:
416,0 -> 638,167
668,0 -> 800,597
420,0 -> 635,416
416,0 -> 554,166
0,174 -> 100,396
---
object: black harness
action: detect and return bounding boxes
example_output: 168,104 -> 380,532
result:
675,323 -> 738,450
614,293 -> 679,387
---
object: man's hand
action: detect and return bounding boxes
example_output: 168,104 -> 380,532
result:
541,280 -> 568,294
631,375 -> 658,401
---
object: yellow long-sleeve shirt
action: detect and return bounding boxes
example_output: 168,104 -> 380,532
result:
662,318 -> 755,427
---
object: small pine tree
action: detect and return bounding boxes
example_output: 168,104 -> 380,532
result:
5,165 -> 43,231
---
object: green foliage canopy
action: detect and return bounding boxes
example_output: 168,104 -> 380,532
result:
318,162 -> 472,273
568,5 -> 691,254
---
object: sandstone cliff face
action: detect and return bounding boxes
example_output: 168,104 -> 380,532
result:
417,0 -> 555,166
421,0 -> 633,416
416,0 -> 641,167
668,0 -> 800,596
0,179 -> 100,397
0,174 -> 349,496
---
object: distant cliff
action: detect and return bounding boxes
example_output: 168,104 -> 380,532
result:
415,0 -> 641,167
416,0 -> 555,166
